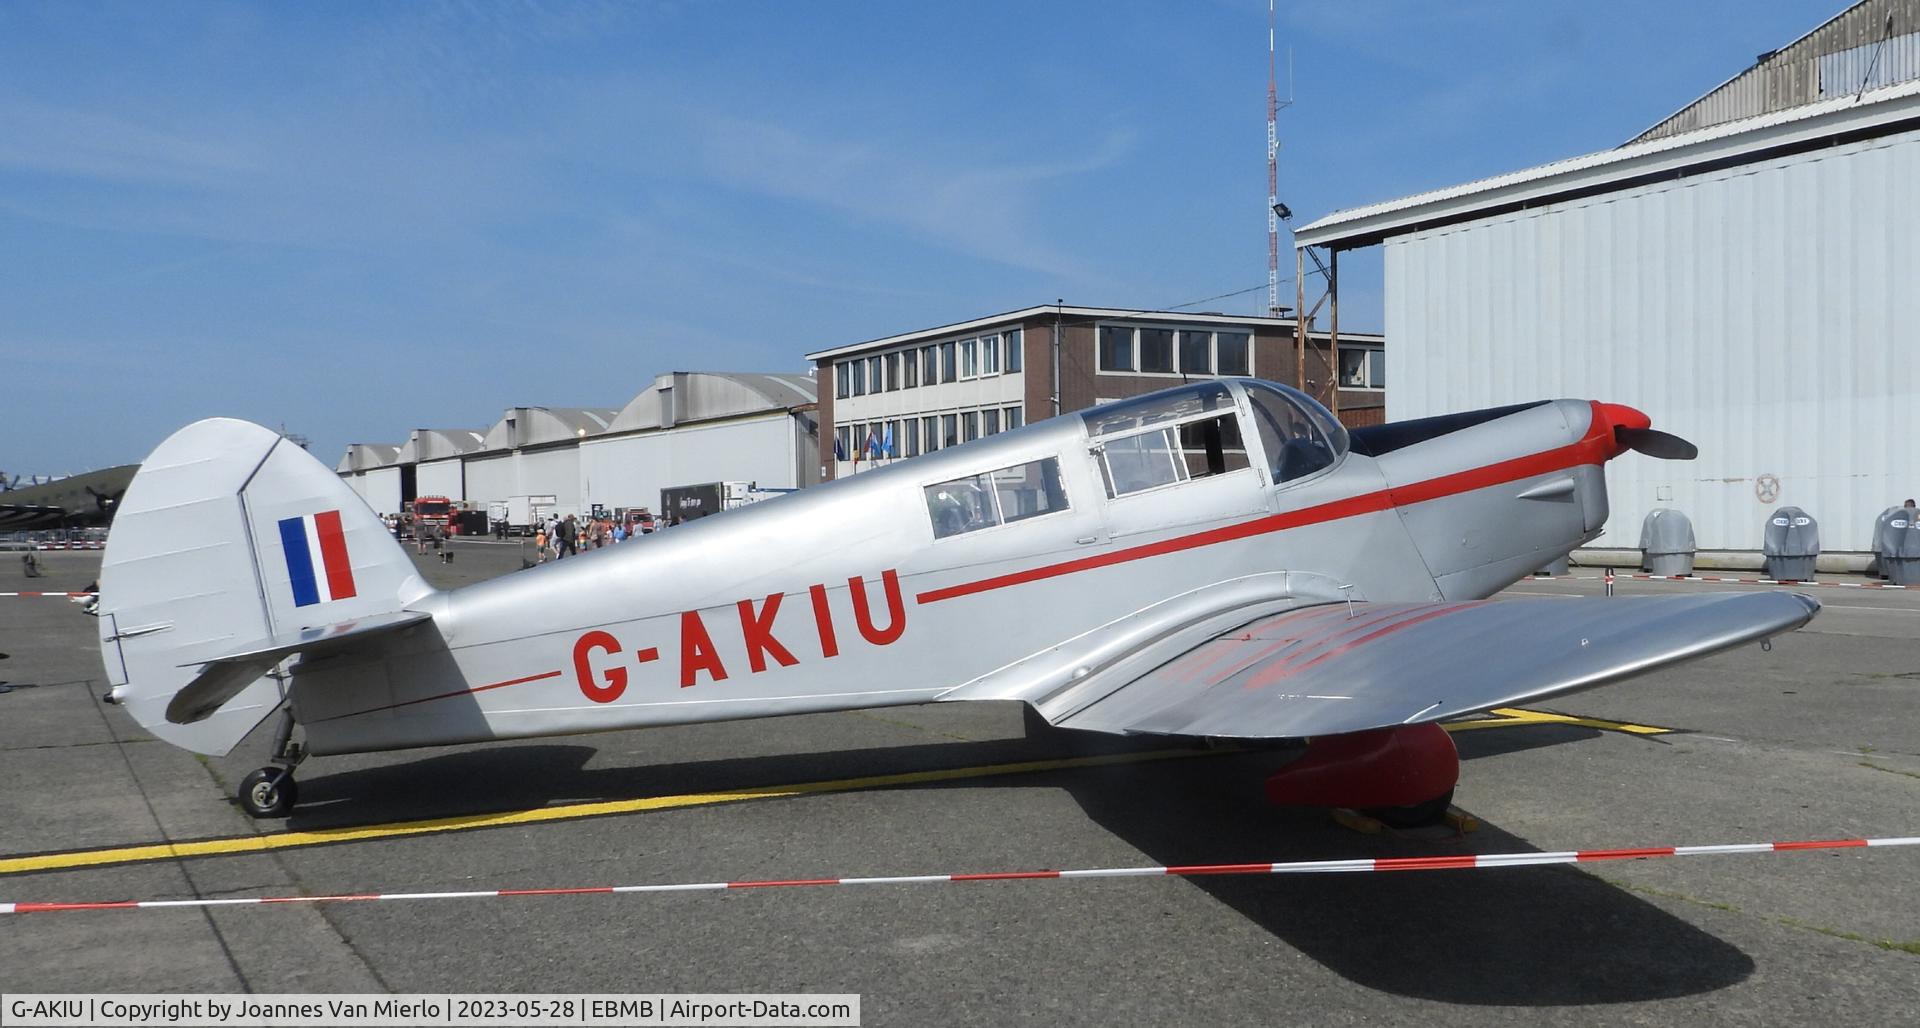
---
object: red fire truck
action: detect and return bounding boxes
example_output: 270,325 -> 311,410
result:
411,495 -> 455,536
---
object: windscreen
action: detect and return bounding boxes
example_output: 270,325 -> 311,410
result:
1241,381 -> 1348,484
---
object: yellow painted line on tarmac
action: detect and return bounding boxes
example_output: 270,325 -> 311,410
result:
1447,706 -> 1674,736
2,707 -> 1673,878
0,748 -> 1217,878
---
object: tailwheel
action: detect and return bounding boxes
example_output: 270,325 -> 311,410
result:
1359,787 -> 1456,829
238,767 -> 298,819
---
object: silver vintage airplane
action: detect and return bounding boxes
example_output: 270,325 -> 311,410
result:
99,379 -> 1816,822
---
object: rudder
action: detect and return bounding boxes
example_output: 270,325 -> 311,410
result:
99,419 -> 431,755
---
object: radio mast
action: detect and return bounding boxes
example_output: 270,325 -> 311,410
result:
1267,0 -> 1292,316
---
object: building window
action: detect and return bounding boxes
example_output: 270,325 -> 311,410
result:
1099,324 -> 1255,377
1098,326 -> 1135,372
902,350 -> 918,388
942,413 -> 959,448
1139,329 -> 1174,373
866,356 -> 882,394
903,418 -> 920,457
1005,329 -> 1022,372
884,352 -> 900,391
981,334 -> 1001,375
1216,332 -> 1251,376
960,337 -> 978,379
1179,331 -> 1212,375
922,345 -> 939,386
940,341 -> 956,382
1004,406 -> 1023,430
836,426 -> 853,460
922,415 -> 939,452
984,408 -> 1001,435
1339,347 -> 1385,390
961,410 -> 978,442
835,362 -> 852,400
850,361 -> 866,396
925,458 -> 1069,540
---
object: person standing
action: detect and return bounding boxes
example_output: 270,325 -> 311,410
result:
559,514 -> 578,559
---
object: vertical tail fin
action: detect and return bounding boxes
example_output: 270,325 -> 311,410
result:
98,419 -> 431,755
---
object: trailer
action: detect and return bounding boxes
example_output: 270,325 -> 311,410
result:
503,494 -> 556,536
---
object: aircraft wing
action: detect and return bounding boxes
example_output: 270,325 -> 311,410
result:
1041,593 -> 1818,739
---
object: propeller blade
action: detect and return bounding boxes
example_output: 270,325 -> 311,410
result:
1617,427 -> 1698,460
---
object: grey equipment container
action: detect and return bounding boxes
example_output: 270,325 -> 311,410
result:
1882,508 -> 1920,586
1869,506 -> 1903,578
1762,506 -> 1819,582
1639,508 -> 1696,577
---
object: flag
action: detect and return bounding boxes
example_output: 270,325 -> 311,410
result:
834,436 -> 847,461
278,510 -> 357,607
882,422 -> 894,458
867,426 -> 882,458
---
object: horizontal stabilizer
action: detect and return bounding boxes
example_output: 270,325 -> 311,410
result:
166,610 -> 431,725
1052,592 -> 1819,739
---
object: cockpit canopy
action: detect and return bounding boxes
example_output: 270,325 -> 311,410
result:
1080,380 -> 1348,495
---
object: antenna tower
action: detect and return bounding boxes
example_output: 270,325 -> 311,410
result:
1267,1 -> 1292,316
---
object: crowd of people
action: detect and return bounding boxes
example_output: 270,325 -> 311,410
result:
532,511 -> 682,564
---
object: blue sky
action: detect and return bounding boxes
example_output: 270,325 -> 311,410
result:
3,0 -> 1831,473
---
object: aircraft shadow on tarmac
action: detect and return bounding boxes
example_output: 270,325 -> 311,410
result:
285,718 -> 1749,1006
1034,730 -> 1754,1006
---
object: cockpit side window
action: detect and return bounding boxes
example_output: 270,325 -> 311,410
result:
1243,382 -> 1348,484
1084,382 -> 1260,499
1094,410 -> 1253,499
925,457 -> 1069,539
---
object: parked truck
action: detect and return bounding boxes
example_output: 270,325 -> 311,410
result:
658,481 -> 790,523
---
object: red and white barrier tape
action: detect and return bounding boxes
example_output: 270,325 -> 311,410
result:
1570,573 -> 1906,590
5,835 -> 1915,916
0,592 -> 96,598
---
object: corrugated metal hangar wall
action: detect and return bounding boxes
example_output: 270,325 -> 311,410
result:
1384,126 -> 1920,552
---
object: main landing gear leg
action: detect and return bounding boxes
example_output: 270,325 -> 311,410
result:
238,707 -> 305,819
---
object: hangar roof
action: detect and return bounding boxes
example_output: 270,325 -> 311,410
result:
605,372 -> 816,434
1634,0 -> 1919,143
478,407 -> 619,452
335,443 -> 402,473
396,429 -> 486,464
1293,76 -> 1920,251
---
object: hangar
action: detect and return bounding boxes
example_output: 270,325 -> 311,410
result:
1292,0 -> 1919,555
461,406 -> 619,518
578,371 -> 819,516
399,429 -> 486,503
333,372 -> 818,522
335,444 -> 404,517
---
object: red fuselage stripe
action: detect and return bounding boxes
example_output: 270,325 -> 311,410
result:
318,670 -> 564,722
915,404 -> 1612,605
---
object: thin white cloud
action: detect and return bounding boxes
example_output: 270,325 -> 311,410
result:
0,97 -> 258,185
682,110 -> 1135,278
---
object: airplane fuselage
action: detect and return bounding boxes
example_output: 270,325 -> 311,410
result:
292,382 -> 1615,756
